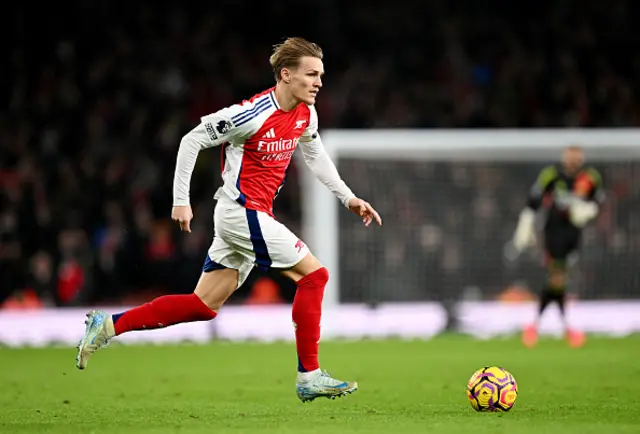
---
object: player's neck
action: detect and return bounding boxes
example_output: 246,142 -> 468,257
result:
274,84 -> 300,112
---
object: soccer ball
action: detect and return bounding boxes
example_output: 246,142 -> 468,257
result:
466,366 -> 518,412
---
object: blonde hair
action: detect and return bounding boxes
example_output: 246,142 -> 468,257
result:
269,37 -> 323,82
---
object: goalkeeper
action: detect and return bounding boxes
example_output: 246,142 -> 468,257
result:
511,146 -> 604,348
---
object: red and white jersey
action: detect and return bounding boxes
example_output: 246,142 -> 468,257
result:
173,87 -> 355,216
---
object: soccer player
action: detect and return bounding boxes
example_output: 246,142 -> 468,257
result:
511,145 -> 603,348
75,37 -> 382,402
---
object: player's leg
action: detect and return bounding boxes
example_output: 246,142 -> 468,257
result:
560,235 -> 586,347
76,250 -> 245,366
523,231 -> 563,348
539,259 -> 568,327
523,227 -> 585,348
76,202 -> 252,369
283,253 -> 357,402
247,210 -> 356,401
110,267 -> 238,335
523,257 -> 566,348
545,228 -> 581,334
545,266 -> 571,330
281,253 -> 325,374
545,258 -> 584,347
76,267 -> 235,369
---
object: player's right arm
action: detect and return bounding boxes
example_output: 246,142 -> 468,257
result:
171,107 -> 246,232
299,105 -> 381,226
512,165 -> 557,251
569,167 -> 604,228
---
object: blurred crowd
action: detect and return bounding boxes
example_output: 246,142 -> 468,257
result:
2,0 -> 639,307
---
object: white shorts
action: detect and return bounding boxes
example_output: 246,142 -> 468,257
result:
203,195 -> 310,288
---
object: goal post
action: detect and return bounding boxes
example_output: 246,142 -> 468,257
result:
300,129 -> 640,310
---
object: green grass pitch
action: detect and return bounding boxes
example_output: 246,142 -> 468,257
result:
1,335 -> 639,434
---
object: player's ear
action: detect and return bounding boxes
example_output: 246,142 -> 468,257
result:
281,68 -> 291,84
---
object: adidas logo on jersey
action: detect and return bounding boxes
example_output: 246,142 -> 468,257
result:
262,128 -> 276,139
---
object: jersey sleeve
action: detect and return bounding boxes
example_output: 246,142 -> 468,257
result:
172,104 -> 255,206
527,165 -> 557,210
199,105 -> 255,147
298,105 -> 356,207
299,105 -> 319,144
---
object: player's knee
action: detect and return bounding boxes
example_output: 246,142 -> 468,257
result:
313,266 -> 330,285
304,254 -> 325,274
548,270 -> 566,288
194,268 -> 239,310
282,253 -> 325,282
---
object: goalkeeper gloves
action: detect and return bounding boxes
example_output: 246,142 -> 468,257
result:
569,199 -> 598,228
513,208 -> 537,252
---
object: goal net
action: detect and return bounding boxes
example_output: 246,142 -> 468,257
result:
300,130 -> 640,308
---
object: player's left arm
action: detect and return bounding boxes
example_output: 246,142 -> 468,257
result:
298,106 -> 382,226
570,167 -> 605,228
172,105 -> 248,232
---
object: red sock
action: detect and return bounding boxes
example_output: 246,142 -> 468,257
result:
112,293 -> 217,336
292,267 -> 328,372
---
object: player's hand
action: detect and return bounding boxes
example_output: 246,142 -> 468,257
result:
513,208 -> 536,251
569,200 -> 598,228
348,198 -> 382,227
171,205 -> 193,233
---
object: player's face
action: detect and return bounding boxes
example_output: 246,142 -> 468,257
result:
562,148 -> 584,176
289,56 -> 324,105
